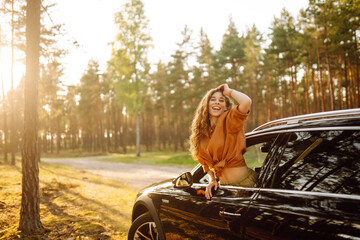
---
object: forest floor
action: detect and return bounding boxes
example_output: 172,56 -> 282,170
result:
0,154 -> 194,240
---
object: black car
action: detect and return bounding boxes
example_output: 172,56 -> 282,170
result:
128,109 -> 360,240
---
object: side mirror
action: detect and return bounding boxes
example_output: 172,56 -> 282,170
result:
173,172 -> 193,188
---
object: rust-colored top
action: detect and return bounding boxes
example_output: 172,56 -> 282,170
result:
197,105 -> 249,177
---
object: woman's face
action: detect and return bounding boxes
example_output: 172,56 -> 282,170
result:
208,91 -> 227,118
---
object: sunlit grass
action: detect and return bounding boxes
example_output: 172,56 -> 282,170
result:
41,150 -> 109,158
99,150 -> 260,169
99,151 -> 196,166
0,161 -> 137,240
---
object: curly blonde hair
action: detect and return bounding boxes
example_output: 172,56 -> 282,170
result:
189,88 -> 233,160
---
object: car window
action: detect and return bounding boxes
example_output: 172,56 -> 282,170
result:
243,142 -> 269,169
272,130 -> 360,195
244,134 -> 278,169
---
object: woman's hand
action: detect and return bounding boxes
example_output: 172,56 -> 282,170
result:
205,179 -> 219,200
217,84 -> 232,97
217,83 -> 252,113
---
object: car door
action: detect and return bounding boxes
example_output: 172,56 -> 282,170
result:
158,133 -> 280,240
243,129 -> 360,240
159,181 -> 257,239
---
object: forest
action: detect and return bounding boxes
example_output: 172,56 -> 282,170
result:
1,0 -> 360,160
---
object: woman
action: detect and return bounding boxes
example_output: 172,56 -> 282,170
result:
189,84 -> 257,199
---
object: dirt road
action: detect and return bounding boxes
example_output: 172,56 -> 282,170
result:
42,156 -> 193,190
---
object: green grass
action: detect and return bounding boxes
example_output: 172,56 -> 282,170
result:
0,161 -> 137,240
40,150 -> 109,158
98,150 -> 261,170
98,151 -> 197,166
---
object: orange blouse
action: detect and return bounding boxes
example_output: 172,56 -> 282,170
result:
197,105 -> 249,177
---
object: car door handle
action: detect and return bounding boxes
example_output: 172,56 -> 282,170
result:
219,211 -> 242,219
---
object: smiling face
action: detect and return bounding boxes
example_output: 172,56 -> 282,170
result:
208,91 -> 227,118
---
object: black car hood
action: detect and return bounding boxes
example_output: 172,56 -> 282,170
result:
137,178 -> 173,196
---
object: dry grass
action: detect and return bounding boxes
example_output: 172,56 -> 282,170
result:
0,161 -> 137,240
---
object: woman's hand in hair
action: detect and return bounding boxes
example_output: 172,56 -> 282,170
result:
217,84 -> 232,97
217,84 -> 252,114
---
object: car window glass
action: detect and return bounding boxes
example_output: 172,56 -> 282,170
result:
243,143 -> 269,168
244,134 -> 278,169
260,134 -> 290,188
272,130 -> 360,195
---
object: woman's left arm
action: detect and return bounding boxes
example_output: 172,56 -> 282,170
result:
218,84 -> 252,114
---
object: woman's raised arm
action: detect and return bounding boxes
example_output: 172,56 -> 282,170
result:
217,84 -> 252,114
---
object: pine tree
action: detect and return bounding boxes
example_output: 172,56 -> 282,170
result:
19,0 -> 43,233
108,0 -> 152,156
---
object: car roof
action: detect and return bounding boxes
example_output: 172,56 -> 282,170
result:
246,108 -> 360,137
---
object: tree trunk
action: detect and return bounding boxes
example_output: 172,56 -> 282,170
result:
311,67 -> 319,113
136,111 -> 140,157
251,71 -> 259,128
337,56 -> 344,109
304,67 -> 310,114
56,115 -> 60,154
106,109 -> 111,152
19,0 -> 43,233
290,65 -> 298,116
354,35 -> 360,107
100,116 -> 105,153
174,122 -> 178,152
265,74 -> 272,122
119,107 -> 127,154
178,105 -> 184,151
273,80 -> 279,119
317,46 -> 326,111
42,133 -> 47,153
1,26 -> 8,163
10,0 -> 16,165
113,105 -> 119,152
344,52 -> 351,108
347,53 -> 356,108
282,80 -> 288,118
323,16 -> 335,110
157,110 -> 163,151
37,138 -> 41,162
2,100 -> 8,163
165,106 -> 171,150
50,131 -> 54,154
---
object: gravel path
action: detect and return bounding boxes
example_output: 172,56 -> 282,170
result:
42,156 -> 193,190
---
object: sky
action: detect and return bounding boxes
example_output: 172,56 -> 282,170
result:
1,0 -> 309,93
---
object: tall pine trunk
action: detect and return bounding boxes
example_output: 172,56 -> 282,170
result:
290,65 -> 298,116
323,15 -> 335,110
347,53 -> 356,108
354,35 -> 360,107
337,56 -> 344,109
304,66 -> 310,114
10,0 -> 16,165
106,108 -> 111,152
317,46 -> 326,111
1,26 -> 8,163
19,0 -> 42,233
136,111 -> 140,157
56,115 -> 60,154
2,98 -> 8,163
344,52 -> 351,108
265,74 -> 272,122
311,67 -> 319,113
